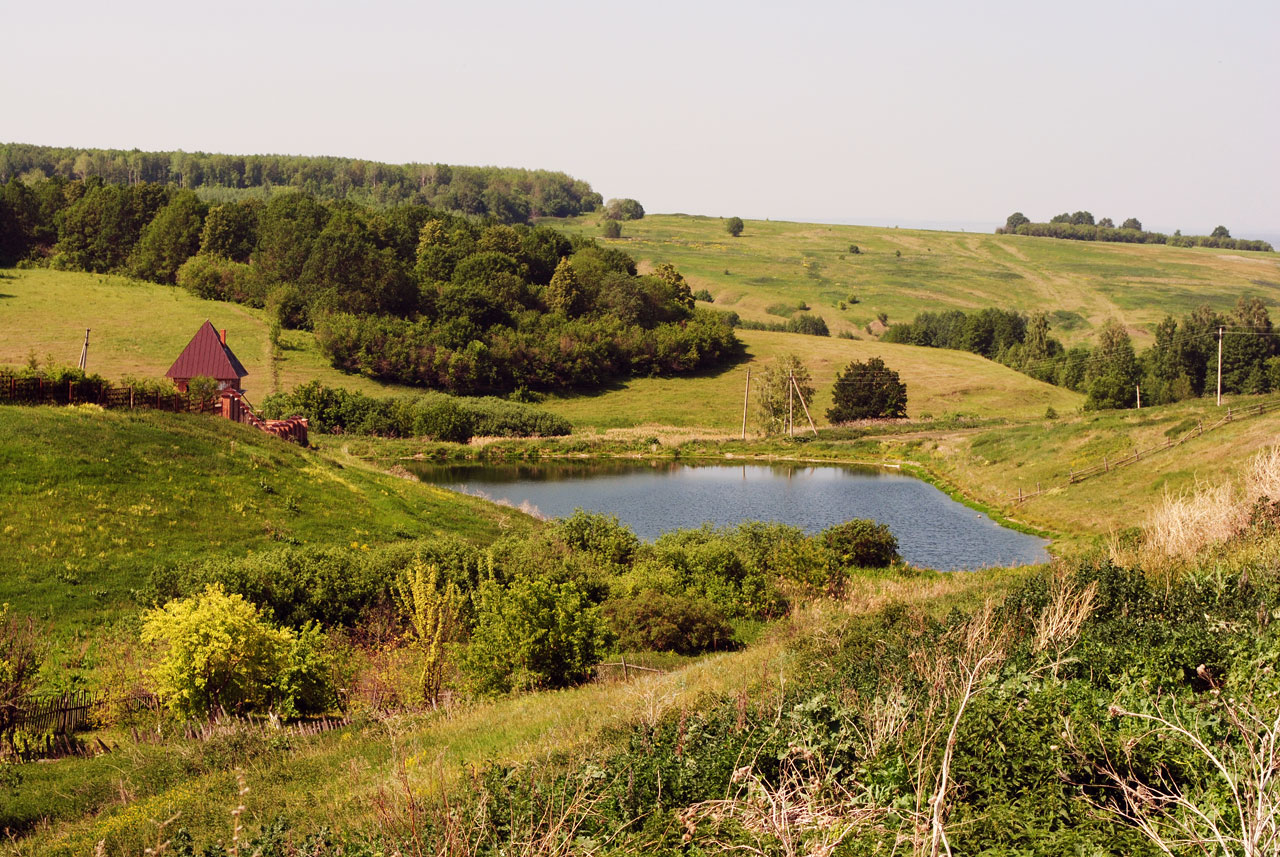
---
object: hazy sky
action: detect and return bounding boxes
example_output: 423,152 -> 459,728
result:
4,0 -> 1277,235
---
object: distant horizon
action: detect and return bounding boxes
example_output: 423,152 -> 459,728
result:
3,0 -> 1275,249
8,137 -> 1277,246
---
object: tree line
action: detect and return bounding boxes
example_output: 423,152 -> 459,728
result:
883,299 -> 1278,409
998,211 -> 1273,252
0,143 -> 603,222
0,177 -> 739,395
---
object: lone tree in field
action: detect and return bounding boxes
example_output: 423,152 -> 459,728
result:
725,216 -> 744,237
827,357 -> 907,422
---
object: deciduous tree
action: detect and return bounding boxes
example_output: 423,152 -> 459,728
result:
827,357 -> 908,421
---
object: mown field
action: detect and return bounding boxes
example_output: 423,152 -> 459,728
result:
541,328 -> 1082,430
547,214 -> 1280,345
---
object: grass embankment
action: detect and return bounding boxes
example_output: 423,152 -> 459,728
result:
0,268 -> 418,401
890,395 -> 1280,537
548,213 -> 1280,345
0,406 -> 533,632
13,570 -> 1010,856
542,328 -> 1082,430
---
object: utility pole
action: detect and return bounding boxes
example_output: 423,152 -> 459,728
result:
741,369 -> 750,440
1216,326 -> 1224,406
77,328 -> 90,371
791,374 -> 818,436
787,370 -> 795,437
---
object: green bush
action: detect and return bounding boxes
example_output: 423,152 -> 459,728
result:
176,254 -> 266,307
820,519 -> 899,569
603,593 -> 736,654
141,584 -> 334,717
648,526 -> 786,619
462,575 -> 612,694
556,510 -> 641,566
786,313 -> 829,336
601,219 -> 622,239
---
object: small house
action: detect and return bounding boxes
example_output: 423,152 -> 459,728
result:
166,321 -> 249,393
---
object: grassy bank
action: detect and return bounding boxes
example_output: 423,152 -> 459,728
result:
13,569 -> 1010,855
0,406 -> 534,632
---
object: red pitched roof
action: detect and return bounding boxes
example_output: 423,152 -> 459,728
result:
166,321 -> 249,382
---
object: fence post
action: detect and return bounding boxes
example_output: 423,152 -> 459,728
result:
129,386 -> 134,409
1103,455 -> 1108,472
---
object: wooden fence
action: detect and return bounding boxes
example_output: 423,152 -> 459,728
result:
593,658 -> 668,682
1010,397 -> 1280,505
12,690 -> 100,734
1,376 -> 307,443
1,374 -> 220,415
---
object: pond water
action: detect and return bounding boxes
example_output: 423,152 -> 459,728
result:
407,460 -> 1050,571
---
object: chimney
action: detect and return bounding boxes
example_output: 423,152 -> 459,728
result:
220,329 -> 227,346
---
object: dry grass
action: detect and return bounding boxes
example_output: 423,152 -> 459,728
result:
1136,446 -> 1280,569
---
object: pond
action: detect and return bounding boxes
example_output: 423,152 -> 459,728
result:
407,460 -> 1050,571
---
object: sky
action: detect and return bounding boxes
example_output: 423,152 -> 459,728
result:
3,0 -> 1277,237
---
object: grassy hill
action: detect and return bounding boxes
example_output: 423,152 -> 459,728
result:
0,406 -> 534,630
548,214 -> 1280,345
541,327 -> 1083,430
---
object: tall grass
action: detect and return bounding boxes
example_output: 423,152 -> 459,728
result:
1139,446 -> 1280,567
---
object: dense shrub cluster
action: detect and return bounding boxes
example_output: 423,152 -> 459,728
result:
716,310 -> 832,337
259,381 -> 571,441
603,594 -> 736,655
145,513 -> 903,702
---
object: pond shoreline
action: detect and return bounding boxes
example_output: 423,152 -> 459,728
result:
391,448 -> 1057,544
407,457 -> 1052,571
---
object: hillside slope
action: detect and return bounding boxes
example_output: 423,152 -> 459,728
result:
542,328 -> 1083,430
548,214 -> 1280,345
0,406 -> 534,628
0,268 -> 419,400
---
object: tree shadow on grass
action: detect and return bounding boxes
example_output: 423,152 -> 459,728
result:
546,347 -> 752,405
